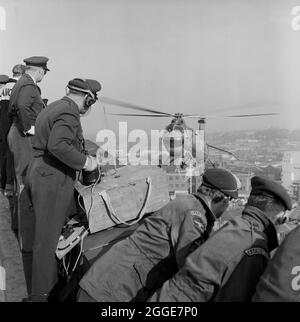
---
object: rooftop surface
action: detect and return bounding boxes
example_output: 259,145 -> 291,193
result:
0,193 -> 27,302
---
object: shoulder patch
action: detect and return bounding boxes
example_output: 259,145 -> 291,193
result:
187,209 -> 207,233
245,247 -> 269,259
188,210 -> 204,217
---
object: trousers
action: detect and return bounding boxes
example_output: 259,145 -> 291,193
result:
7,124 -> 34,247
7,124 -> 33,186
25,156 -> 76,297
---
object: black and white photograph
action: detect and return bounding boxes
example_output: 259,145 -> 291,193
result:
0,0 -> 300,307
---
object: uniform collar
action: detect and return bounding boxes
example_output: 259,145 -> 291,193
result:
193,191 -> 211,212
242,206 -> 279,251
62,96 -> 80,116
193,192 -> 216,228
24,72 -> 37,85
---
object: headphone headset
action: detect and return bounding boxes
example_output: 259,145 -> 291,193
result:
83,93 -> 97,109
66,78 -> 98,111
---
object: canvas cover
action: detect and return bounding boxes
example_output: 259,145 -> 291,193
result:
75,165 -> 170,233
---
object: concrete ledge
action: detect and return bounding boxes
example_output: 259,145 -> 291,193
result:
0,193 -> 27,301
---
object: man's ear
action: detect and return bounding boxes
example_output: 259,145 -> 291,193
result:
275,210 -> 289,225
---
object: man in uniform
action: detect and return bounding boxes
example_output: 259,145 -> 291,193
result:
148,176 -> 292,302
25,78 -> 101,302
0,74 -> 13,194
252,224 -> 300,302
0,66 -> 25,230
7,56 -> 49,191
7,57 -> 49,250
77,167 -> 239,302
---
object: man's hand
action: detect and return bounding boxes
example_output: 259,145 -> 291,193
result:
96,148 -> 116,166
83,155 -> 98,172
24,125 -> 35,136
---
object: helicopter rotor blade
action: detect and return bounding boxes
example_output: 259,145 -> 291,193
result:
181,114 -> 202,117
105,112 -> 171,117
206,144 -> 240,160
185,115 -> 216,119
100,97 -> 172,116
224,112 -> 279,118
202,101 -> 280,114
186,112 -> 279,119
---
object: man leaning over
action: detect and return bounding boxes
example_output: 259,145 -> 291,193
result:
77,167 -> 239,302
148,176 -> 292,302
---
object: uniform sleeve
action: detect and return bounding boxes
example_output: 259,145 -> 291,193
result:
47,113 -> 87,170
214,251 -> 268,301
148,242 -> 224,302
16,85 -> 36,132
170,209 -> 209,269
252,226 -> 300,302
149,222 -> 249,302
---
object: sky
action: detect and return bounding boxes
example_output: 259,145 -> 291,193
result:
0,0 -> 300,139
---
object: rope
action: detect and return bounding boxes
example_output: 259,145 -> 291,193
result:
99,177 -> 152,226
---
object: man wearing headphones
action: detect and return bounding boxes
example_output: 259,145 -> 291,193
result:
25,78 -> 101,301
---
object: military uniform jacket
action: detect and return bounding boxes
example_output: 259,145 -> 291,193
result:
0,80 -> 16,154
253,225 -> 300,302
8,73 -> 44,133
148,206 -> 278,302
0,79 -> 17,101
79,193 -> 215,302
32,96 -> 86,174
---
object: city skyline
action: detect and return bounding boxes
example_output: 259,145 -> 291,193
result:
1,0 -> 300,135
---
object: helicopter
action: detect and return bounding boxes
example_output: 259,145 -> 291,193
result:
100,97 -> 279,190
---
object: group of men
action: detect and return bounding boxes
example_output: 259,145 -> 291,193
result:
0,55 -> 299,302
77,169 -> 299,302
0,56 -> 100,301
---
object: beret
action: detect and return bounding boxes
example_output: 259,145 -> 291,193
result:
0,74 -> 10,84
67,78 -> 102,98
12,64 -> 26,75
250,176 -> 292,210
23,56 -> 50,71
202,167 -> 238,199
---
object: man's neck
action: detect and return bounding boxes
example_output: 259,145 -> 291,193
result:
66,94 -> 81,110
194,191 -> 213,212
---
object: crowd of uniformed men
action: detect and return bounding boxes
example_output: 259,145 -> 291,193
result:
0,56 -> 299,302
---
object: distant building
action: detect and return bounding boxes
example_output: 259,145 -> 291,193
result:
282,151 -> 300,190
291,181 -> 300,202
161,164 -> 203,196
254,165 -> 281,182
161,165 -> 189,196
231,169 -> 254,197
289,206 -> 300,222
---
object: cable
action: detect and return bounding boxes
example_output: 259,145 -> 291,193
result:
62,256 -> 70,277
77,164 -> 102,221
77,192 -> 87,214
60,165 -> 102,275
87,164 -> 102,221
71,235 -> 84,273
